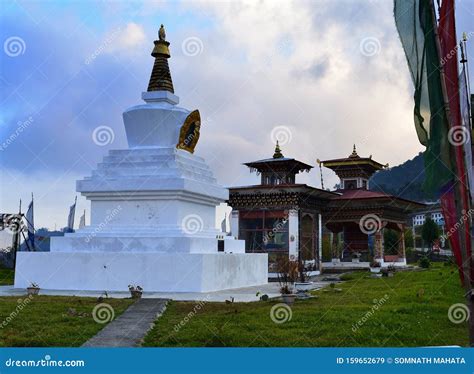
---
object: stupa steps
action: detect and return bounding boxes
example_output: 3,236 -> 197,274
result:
92,162 -> 215,179
108,148 -> 205,159
65,229 -> 221,237
104,150 -> 205,161
96,160 -> 214,175
89,171 -> 217,184
102,154 -> 210,170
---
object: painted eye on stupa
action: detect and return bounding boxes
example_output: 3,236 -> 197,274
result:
176,109 -> 201,154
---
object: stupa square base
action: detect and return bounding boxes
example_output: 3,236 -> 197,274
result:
14,252 -> 268,293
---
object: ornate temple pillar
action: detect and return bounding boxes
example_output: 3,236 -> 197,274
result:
397,223 -> 407,265
288,209 -> 299,260
230,210 -> 239,239
318,213 -> 323,270
331,230 -> 340,262
374,221 -> 388,264
374,229 -> 383,262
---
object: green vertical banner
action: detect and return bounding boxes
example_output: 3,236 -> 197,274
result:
393,0 -> 455,195
395,0 -> 472,286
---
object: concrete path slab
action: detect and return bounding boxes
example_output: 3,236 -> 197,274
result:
82,298 -> 168,347
322,262 -> 411,271
0,281 -> 330,302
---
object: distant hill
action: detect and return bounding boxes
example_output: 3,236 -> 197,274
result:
369,152 -> 438,203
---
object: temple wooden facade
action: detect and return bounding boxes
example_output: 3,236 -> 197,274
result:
228,144 -> 424,276
228,142 -> 336,275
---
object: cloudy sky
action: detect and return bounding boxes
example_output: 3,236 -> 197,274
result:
1,0 -> 473,230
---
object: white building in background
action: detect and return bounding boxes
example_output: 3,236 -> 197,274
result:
410,202 -> 447,249
412,209 -> 444,227
411,202 -> 445,227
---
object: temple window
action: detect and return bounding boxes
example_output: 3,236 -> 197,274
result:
239,210 -> 289,272
344,179 -> 358,190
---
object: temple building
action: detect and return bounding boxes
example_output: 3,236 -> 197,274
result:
228,142 -> 337,276
321,146 -> 424,266
228,144 -> 424,276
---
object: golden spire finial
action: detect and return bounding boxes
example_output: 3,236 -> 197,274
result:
148,24 -> 174,93
159,24 -> 166,41
349,144 -> 359,158
273,141 -> 284,159
151,24 -> 171,58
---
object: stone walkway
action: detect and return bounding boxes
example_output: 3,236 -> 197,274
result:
0,280 -> 333,302
82,298 -> 168,347
322,262 -> 410,271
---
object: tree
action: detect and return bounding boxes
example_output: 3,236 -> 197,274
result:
383,229 -> 400,255
421,217 -> 440,251
404,228 -> 414,249
321,234 -> 332,262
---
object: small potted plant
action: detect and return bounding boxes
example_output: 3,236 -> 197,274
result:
128,284 -> 143,299
369,260 -> 381,274
294,260 -> 313,292
280,284 -> 296,304
27,282 -> 40,296
352,252 -> 361,263
256,291 -> 269,301
331,242 -> 344,263
387,264 -> 396,276
277,257 -> 298,305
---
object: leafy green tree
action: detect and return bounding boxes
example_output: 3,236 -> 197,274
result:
383,229 -> 400,255
404,228 -> 414,249
321,234 -> 332,262
421,217 -> 440,251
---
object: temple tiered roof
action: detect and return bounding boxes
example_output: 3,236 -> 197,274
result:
321,144 -> 386,180
244,142 -> 313,177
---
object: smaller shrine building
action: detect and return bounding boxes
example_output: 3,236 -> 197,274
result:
321,146 -> 424,267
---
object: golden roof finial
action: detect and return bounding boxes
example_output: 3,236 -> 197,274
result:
148,24 -> 174,93
349,144 -> 359,158
159,24 -> 166,41
151,24 -> 171,58
273,141 -> 284,159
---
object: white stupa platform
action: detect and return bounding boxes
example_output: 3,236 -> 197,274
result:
15,29 -> 268,293
15,252 -> 267,293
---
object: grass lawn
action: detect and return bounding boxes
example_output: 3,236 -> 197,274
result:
0,296 -> 134,347
143,264 -> 468,347
0,267 -> 14,285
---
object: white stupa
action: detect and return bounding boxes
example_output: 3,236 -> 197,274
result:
15,26 -> 268,293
